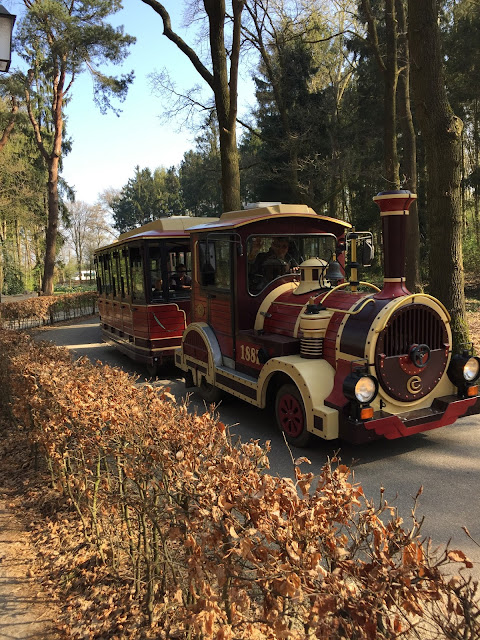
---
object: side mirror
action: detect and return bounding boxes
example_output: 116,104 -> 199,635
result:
360,239 -> 374,266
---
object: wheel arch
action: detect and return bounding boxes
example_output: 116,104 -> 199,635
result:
264,371 -> 294,409
180,322 -> 222,386
257,356 -> 338,437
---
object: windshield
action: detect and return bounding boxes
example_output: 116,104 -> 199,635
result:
247,234 -> 337,295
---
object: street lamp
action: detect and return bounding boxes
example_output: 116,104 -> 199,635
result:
0,5 -> 15,72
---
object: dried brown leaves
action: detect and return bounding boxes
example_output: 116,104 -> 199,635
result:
0,328 -> 479,639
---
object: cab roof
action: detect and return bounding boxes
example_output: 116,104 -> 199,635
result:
188,204 -> 351,233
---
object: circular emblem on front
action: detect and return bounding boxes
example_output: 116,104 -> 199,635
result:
195,303 -> 205,317
407,376 -> 422,394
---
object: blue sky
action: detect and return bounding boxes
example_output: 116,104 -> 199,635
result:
9,1 -> 256,204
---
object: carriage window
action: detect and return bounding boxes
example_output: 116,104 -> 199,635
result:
130,248 -> 145,301
146,242 -> 193,302
104,253 -> 115,296
199,238 -> 231,289
148,244 -> 163,301
121,249 -> 129,297
99,256 -> 108,293
113,251 -> 122,298
94,256 -> 102,294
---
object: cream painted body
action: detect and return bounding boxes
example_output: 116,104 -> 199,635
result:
177,285 -> 458,442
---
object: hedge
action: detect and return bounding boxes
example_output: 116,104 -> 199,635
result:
0,329 -> 478,639
0,292 -> 98,329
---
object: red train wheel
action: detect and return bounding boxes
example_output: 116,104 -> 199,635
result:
275,384 -> 310,447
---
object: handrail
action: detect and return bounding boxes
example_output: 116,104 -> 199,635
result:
320,281 -> 380,305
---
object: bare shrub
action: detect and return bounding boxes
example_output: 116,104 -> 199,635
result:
0,328 -> 478,639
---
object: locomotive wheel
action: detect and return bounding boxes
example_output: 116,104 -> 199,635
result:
199,376 -> 224,405
275,384 -> 311,447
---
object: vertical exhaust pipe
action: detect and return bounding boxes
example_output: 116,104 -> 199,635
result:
373,190 -> 417,300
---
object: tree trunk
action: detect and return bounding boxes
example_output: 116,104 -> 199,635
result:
14,219 -> 21,269
384,0 -> 400,187
396,0 -> 421,292
42,158 -> 60,296
218,125 -> 241,212
0,220 -> 5,299
141,0 -> 243,213
25,74 -> 63,296
408,0 -> 469,350
361,0 -> 400,189
24,229 -> 31,290
474,98 -> 479,244
205,0 -> 242,212
0,96 -> 18,151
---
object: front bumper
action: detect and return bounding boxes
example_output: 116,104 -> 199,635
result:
339,394 -> 480,444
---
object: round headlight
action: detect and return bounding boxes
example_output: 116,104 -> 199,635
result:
463,357 -> 480,382
354,376 -> 377,403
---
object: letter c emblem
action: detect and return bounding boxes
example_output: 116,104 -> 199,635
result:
407,376 -> 422,394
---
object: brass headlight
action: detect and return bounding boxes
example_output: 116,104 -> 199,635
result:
448,350 -> 480,395
463,357 -> 480,382
344,371 -> 379,405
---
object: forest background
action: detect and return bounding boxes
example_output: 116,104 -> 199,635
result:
1,0 -> 479,346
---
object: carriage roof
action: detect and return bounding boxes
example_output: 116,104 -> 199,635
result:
95,216 -> 219,252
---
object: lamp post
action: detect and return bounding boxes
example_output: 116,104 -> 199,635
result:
0,4 -> 15,72
0,4 -> 15,303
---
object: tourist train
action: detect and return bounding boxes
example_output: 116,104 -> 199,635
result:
96,191 -> 480,445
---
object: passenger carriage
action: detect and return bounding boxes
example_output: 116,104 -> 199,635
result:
94,216 -> 217,376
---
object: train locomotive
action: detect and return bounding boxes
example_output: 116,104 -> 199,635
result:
176,190 -> 480,446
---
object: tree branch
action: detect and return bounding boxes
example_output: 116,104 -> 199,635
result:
25,72 -> 50,163
360,0 -> 386,74
228,0 -> 244,129
140,0 -> 215,89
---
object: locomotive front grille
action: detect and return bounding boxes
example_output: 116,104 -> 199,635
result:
375,303 -> 450,402
382,304 -> 446,357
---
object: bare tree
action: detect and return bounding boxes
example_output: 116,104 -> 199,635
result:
63,201 -> 114,280
140,0 -> 244,212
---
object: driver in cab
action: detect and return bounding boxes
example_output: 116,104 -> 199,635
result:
249,237 -> 298,293
253,237 -> 298,277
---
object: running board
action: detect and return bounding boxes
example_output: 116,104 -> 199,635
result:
214,364 -> 260,404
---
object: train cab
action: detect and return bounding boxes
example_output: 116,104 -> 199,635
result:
181,203 -> 349,373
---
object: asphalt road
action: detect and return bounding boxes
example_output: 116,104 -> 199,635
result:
35,315 -> 480,581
